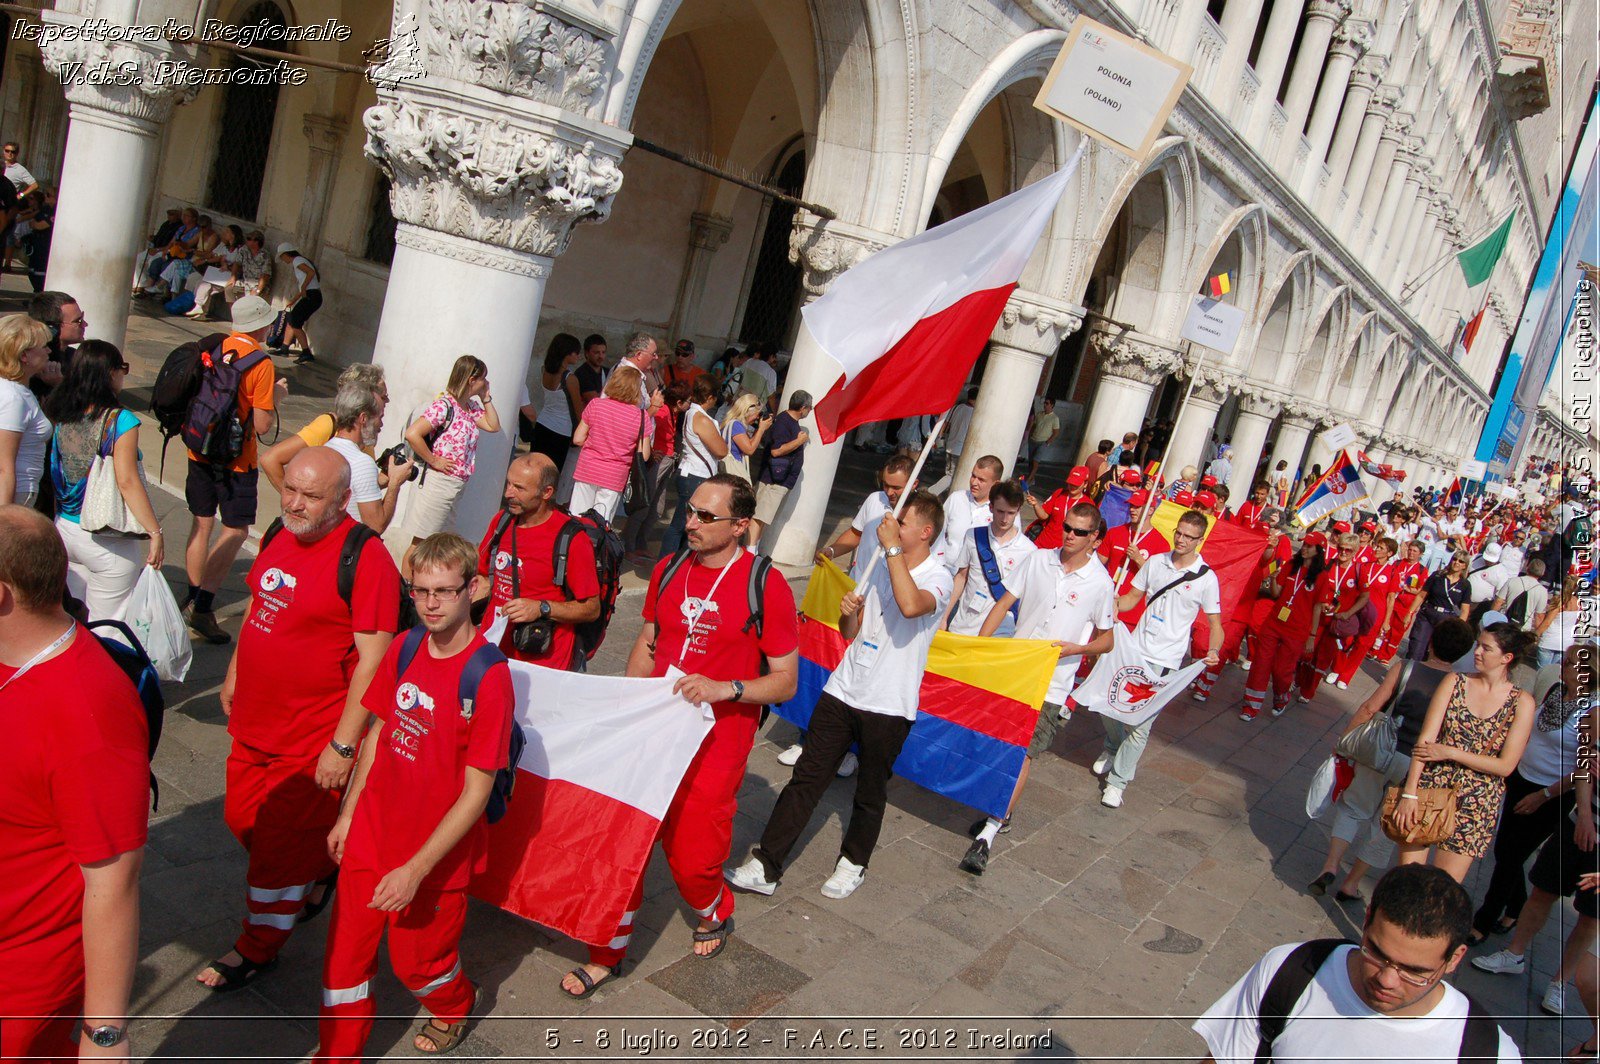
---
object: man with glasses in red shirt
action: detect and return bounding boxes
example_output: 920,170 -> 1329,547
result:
198,448 -> 400,992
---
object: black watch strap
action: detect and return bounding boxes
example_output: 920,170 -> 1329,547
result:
329,738 -> 356,759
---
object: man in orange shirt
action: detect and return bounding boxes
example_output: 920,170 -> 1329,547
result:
183,294 -> 281,644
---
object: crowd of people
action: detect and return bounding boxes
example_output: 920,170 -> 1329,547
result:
0,278 -> 1593,1061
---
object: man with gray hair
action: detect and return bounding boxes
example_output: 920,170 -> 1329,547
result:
614,331 -> 664,410
326,377 -> 412,532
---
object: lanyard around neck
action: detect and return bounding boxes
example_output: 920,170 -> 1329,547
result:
0,624 -> 74,693
678,558 -> 737,667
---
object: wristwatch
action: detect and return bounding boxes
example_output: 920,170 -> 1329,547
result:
884,546 -> 904,558
539,600 -> 552,620
329,738 -> 356,759
80,1024 -> 126,1048
729,679 -> 745,702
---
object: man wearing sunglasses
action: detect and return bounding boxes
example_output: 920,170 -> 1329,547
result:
1194,864 -> 1515,1062
198,448 -> 400,993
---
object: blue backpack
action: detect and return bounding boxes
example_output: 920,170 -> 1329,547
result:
393,627 -> 524,824
87,620 -> 166,810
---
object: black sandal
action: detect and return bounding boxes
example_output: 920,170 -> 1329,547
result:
561,963 -> 623,1000
201,954 -> 279,993
692,916 -> 734,959
1335,889 -> 1366,904
298,871 -> 338,925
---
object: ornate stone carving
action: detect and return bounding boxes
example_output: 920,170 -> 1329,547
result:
394,223 -> 552,277
1087,325 -> 1186,387
1237,388 -> 1284,419
689,212 -> 733,253
993,294 -> 1084,355
1349,53 -> 1388,90
1330,19 -> 1373,59
421,0 -> 610,116
1307,0 -> 1353,22
788,213 -> 888,299
1278,397 -> 1328,424
37,28 -> 199,128
363,88 -> 626,258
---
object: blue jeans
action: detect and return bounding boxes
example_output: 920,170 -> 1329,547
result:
1537,646 -> 1563,669
659,472 -> 706,558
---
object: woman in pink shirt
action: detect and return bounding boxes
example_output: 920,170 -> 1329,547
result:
571,369 -> 652,525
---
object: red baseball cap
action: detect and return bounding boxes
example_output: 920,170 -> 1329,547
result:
1359,520 -> 1378,532
1200,475 -> 1219,488
1195,490 -> 1218,509
1332,520 -> 1352,534
1174,490 -> 1195,507
1067,466 -> 1092,486
1118,468 -> 1143,486
1304,531 -> 1328,548
1128,489 -> 1150,508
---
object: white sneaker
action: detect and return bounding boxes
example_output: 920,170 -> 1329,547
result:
1191,690 -> 1209,703
837,752 -> 858,777
1101,785 -> 1124,808
1326,671 -> 1340,685
776,743 -> 804,766
1272,701 -> 1290,717
1541,981 -> 1570,1015
1237,656 -> 1251,671
724,857 -> 778,896
1471,949 -> 1526,975
1296,694 -> 1311,704
1335,679 -> 1349,690
1092,754 -> 1111,776
820,857 -> 865,899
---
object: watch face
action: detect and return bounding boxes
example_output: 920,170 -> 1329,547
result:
88,1026 -> 123,1047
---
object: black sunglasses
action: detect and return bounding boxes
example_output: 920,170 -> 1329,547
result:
1063,525 -> 1097,538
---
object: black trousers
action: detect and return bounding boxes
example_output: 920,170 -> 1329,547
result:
1472,768 -> 1577,934
755,692 -> 912,879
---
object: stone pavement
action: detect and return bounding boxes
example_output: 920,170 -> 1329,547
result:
3,276 -> 1590,1061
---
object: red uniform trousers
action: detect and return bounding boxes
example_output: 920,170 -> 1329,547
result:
1193,597 -> 1272,697
316,867 -> 474,1063
1334,623 -> 1385,684
589,706 -> 758,968
1242,619 -> 1311,716
225,741 -> 344,963
0,1014 -> 77,1061
1372,595 -> 1418,663
1297,630 -> 1356,700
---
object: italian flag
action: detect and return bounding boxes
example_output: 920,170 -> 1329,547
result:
1453,211 -> 1515,359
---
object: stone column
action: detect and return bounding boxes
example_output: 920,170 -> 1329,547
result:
296,115 -> 349,263
1298,20 -> 1369,188
1077,326 -> 1187,471
364,1 -> 630,539
1395,179 -> 1440,288
1267,399 -> 1323,485
37,19 -> 198,349
1166,368 -> 1237,476
1169,0 -> 1215,62
1354,112 -> 1412,254
1364,136 -> 1419,264
957,293 -> 1082,485
1213,0 -> 1269,106
764,218 -> 893,567
666,211 -> 734,354
1320,54 -> 1385,196
1247,0 -> 1308,140
1226,389 -> 1279,496
1278,0 -> 1352,147
1330,88 -> 1397,223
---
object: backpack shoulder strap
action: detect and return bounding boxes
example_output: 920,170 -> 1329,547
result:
1254,939 -> 1350,1062
336,522 -> 382,610
458,642 -> 508,717
1458,992 -> 1499,1064
652,548 -> 695,623
552,517 -> 579,601
261,516 -> 285,552
395,625 -> 428,677
743,553 -> 774,637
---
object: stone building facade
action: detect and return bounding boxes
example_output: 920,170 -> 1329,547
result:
1,0 -> 1593,557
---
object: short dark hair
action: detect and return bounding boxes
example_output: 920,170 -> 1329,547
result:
973,455 -> 1004,477
1177,509 -> 1209,535
0,504 -> 68,610
1067,501 -> 1106,539
1429,618 -> 1474,662
582,333 -> 607,351
787,390 -> 813,412
1097,439 -> 1114,454
901,490 -> 944,542
663,380 -> 691,407
989,481 -> 1024,509
1253,480 -> 1270,494
1215,485 -> 1231,502
883,454 -> 914,479
27,290 -> 76,327
1483,622 -> 1538,669
1367,864 -> 1474,955
692,376 -> 719,404
703,472 -> 756,520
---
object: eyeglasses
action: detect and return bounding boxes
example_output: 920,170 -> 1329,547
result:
1064,525 -> 1098,538
686,506 -> 737,525
408,583 -> 467,602
1356,940 -> 1444,987
111,362 -> 130,373
65,316 -> 86,326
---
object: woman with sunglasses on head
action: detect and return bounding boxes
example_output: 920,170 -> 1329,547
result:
0,312 -> 54,508
402,355 -> 499,579
44,341 -> 164,621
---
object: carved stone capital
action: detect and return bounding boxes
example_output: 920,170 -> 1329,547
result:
37,17 -> 199,131
1349,53 -> 1388,90
993,293 -> 1084,356
419,0 -> 611,117
1184,365 -> 1244,407
303,114 -> 348,155
1380,108 -> 1413,143
394,222 -> 552,278
689,212 -> 734,253
1087,324 -> 1185,387
1330,19 -> 1372,59
1278,397 -> 1328,425
788,214 -> 890,299
1307,0 -> 1353,24
1237,389 -> 1284,419
363,84 -> 628,259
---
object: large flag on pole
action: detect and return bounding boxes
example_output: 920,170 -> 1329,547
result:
1454,211 -> 1515,360
803,145 -> 1084,442
1293,450 -> 1369,526
473,665 -> 713,947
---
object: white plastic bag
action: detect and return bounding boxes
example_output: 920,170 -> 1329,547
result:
1306,755 -> 1339,824
127,566 -> 192,683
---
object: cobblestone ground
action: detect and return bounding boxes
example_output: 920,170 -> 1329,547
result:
4,278 -> 1588,1061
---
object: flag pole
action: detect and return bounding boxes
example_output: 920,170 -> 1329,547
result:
852,410 -> 951,587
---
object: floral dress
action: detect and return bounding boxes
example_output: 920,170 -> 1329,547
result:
1418,674 -> 1521,858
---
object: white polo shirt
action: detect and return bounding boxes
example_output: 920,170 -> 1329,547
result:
1004,551 -> 1117,703
825,554 -> 953,720
848,491 -> 893,581
941,489 -> 993,572
1131,551 -> 1221,669
947,525 -> 1036,636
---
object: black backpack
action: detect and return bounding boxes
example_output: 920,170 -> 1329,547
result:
653,547 -> 776,639
1504,585 -> 1534,629
558,508 -> 625,660
393,626 -> 523,824
87,620 -> 166,811
180,344 -> 272,469
1254,939 -> 1497,1063
259,518 -> 402,628
149,332 -> 230,476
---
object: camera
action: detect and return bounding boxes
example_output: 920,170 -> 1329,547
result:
378,443 -> 422,482
511,618 -> 555,658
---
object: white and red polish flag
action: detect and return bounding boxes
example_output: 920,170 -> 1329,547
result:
471,662 -> 712,947
804,147 -> 1083,443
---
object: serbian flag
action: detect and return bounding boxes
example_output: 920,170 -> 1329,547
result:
773,560 -> 1059,817
1293,450 -> 1369,526
803,149 -> 1082,442
472,665 -> 713,947
1447,477 -> 1463,505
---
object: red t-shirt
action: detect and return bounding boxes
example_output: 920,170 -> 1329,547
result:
1268,567 -> 1324,636
1362,560 -> 1398,608
350,634 -> 514,893
1320,560 -> 1366,613
651,404 -> 677,458
1233,501 -> 1268,530
0,629 -> 149,1013
231,517 -> 401,758
1392,560 -> 1428,601
642,551 -> 799,714
475,512 -> 600,667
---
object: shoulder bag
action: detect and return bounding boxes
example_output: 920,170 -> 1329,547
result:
1335,659 -> 1413,773
721,422 -> 751,483
622,408 -> 652,513
80,411 -> 148,537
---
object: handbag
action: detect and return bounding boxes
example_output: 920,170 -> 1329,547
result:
721,422 -> 751,483
1335,660 -> 1414,772
1330,610 -> 1361,640
1380,784 -> 1459,845
79,412 -> 148,537
622,410 -> 652,513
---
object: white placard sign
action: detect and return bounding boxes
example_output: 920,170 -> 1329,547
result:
1179,296 -> 1245,354
1035,17 -> 1192,159
1321,422 -> 1357,452
1459,459 -> 1488,480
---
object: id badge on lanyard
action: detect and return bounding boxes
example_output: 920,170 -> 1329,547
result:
1278,575 -> 1302,623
